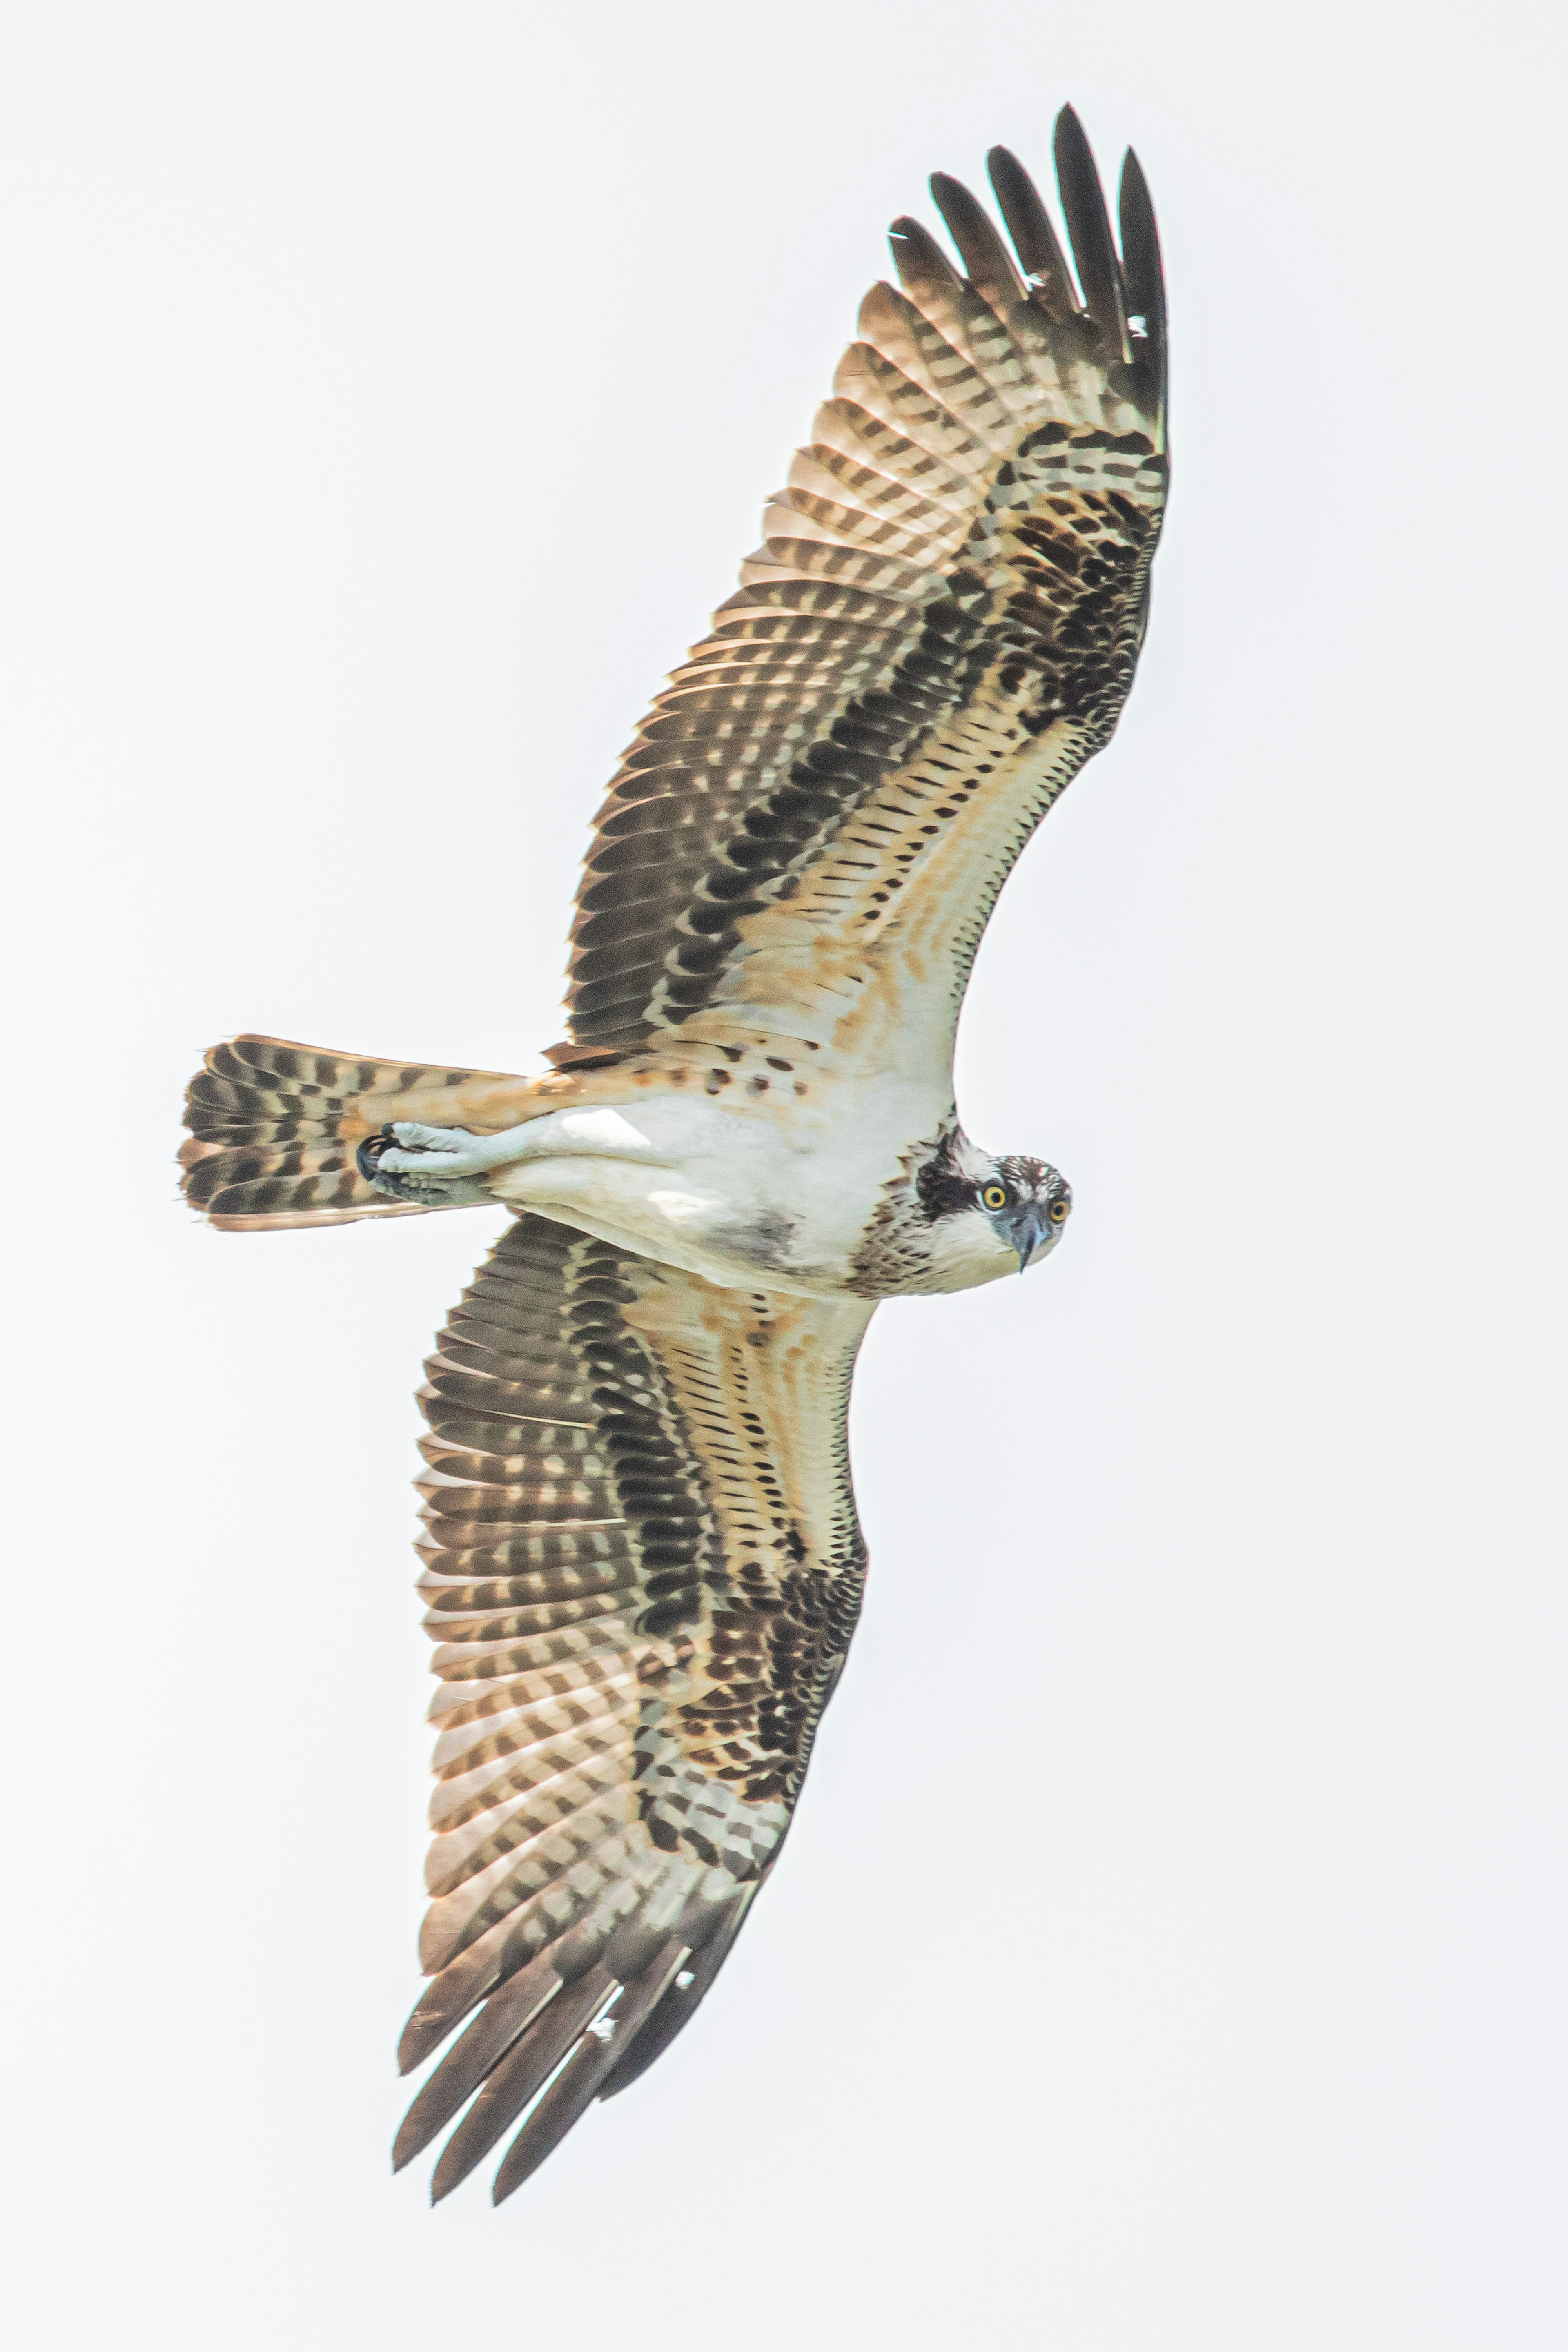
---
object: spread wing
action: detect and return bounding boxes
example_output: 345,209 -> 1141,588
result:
394,1214 -> 873,2203
555,109 -> 1167,1078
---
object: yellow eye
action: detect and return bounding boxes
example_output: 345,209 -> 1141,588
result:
981,1183 -> 1008,1212
1048,1198 -> 1070,1225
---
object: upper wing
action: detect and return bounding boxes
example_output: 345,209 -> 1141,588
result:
394,1213 -> 873,2203
555,109 -> 1167,1079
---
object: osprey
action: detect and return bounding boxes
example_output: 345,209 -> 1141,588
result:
180,106 -> 1167,2206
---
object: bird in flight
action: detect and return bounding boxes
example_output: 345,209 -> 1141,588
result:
180,104 -> 1167,2207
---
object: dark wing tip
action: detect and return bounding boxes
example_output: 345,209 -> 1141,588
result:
490,1937 -> 691,2207
1051,104 -> 1131,364
927,170 -> 1028,312
1118,145 -> 1168,425
392,1957 -> 565,2173
888,213 -> 961,294
398,1892 -> 762,2203
397,1933 -> 506,2075
985,142 -> 1077,318
426,1964 -> 618,2205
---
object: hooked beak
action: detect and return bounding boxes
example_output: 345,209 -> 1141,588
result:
1009,1201 -> 1054,1273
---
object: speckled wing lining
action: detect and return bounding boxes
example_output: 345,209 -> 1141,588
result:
559,109 -> 1167,1067
396,1214 -> 873,2203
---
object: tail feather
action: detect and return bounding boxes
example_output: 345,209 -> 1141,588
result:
179,1033 -> 535,1232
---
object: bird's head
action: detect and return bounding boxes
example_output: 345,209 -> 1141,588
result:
912,1130 -> 1073,1290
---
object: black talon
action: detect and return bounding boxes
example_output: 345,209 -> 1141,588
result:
357,1124 -> 397,1183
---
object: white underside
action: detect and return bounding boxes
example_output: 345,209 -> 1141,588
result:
377,1089 -> 1022,1297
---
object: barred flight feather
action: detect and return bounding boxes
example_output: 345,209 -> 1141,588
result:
554,106 -> 1165,1065
385,1214 -> 871,2199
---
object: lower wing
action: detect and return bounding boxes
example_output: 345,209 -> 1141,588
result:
395,1214 -> 873,2203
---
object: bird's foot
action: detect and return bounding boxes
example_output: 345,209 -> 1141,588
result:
372,1122 -> 495,1175
356,1123 -> 496,1205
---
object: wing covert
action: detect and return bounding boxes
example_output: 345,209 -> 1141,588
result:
395,1214 -> 873,2202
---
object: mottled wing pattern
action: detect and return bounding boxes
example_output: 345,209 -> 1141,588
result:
559,111 -> 1167,1071
180,1035 -> 537,1231
396,1213 -> 873,2203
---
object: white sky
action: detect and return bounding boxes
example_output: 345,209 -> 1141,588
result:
2,4 -> 1565,2346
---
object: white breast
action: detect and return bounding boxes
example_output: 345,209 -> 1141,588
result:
488,1082 -> 942,1297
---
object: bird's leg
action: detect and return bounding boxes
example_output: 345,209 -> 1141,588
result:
356,1119 -> 538,1200
371,1121 -> 533,1176
360,1105 -> 681,1197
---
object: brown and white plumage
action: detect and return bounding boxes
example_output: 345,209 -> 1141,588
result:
179,107 -> 1168,2203
393,1216 -> 869,2200
556,110 -> 1165,1090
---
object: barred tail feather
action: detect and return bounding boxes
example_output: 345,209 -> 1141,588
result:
179,1034 -> 534,1231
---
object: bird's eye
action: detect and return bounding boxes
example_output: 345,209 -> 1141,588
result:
1048,1198 -> 1070,1225
981,1183 -> 1009,1212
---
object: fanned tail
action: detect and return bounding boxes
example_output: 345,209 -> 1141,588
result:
179,1034 -> 535,1231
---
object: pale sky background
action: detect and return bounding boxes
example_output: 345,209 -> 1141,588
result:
2,4 -> 1565,2347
